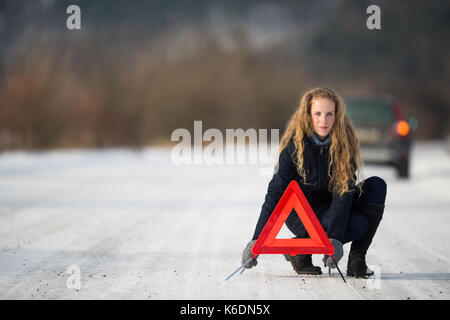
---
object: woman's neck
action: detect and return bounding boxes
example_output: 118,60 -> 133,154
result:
311,132 -> 331,146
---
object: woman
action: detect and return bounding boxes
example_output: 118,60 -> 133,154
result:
241,87 -> 387,278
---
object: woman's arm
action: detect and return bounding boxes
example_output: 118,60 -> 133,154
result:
323,175 -> 357,268
326,162 -> 358,242
324,190 -> 355,242
251,139 -> 297,240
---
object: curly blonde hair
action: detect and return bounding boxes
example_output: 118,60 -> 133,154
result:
279,87 -> 364,196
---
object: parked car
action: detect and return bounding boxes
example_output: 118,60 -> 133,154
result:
345,95 -> 412,178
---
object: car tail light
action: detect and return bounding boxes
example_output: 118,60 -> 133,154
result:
392,101 -> 410,137
396,120 -> 410,136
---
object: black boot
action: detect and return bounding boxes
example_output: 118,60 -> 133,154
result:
284,254 -> 322,275
347,202 -> 384,278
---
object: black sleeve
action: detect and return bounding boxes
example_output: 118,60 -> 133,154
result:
325,162 -> 358,242
251,139 -> 298,240
325,190 -> 355,242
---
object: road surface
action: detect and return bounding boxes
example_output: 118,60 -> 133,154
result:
0,141 -> 449,299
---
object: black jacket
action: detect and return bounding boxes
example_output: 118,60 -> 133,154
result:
251,135 -> 356,242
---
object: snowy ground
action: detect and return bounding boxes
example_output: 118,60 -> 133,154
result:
0,141 -> 449,300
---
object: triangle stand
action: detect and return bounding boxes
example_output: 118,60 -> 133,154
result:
227,180 -> 346,283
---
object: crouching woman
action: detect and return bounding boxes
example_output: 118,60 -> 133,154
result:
241,87 -> 387,278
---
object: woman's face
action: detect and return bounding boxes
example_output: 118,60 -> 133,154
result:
310,97 -> 336,138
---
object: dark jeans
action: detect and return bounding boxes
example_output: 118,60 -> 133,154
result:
287,176 -> 387,244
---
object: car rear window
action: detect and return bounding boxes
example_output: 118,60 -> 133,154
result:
345,100 -> 394,125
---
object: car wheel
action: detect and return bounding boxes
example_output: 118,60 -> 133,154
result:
397,158 -> 409,178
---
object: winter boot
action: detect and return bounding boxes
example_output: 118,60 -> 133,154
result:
284,254 -> 322,275
347,202 -> 384,278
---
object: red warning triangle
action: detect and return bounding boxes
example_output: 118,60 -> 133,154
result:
252,180 -> 335,256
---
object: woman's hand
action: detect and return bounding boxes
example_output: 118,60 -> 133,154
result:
323,238 -> 344,268
241,240 -> 258,269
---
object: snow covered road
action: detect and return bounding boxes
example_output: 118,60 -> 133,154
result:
0,142 -> 449,299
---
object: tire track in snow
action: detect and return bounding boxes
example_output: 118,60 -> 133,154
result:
1,209 -> 144,298
175,183 -> 230,298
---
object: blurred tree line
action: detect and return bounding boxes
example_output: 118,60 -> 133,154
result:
0,0 -> 449,150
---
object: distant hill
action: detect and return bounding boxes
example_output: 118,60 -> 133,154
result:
0,0 -> 448,150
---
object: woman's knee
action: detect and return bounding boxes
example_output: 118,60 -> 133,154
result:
365,176 -> 387,193
361,176 -> 387,204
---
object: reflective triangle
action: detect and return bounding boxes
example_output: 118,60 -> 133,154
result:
252,180 -> 335,256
